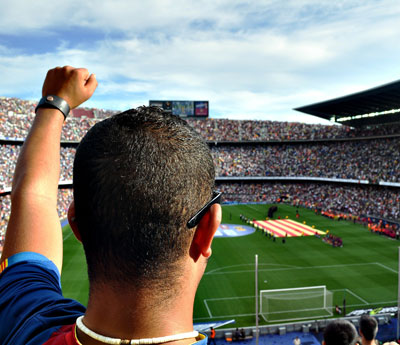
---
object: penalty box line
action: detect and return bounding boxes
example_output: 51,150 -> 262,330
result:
204,295 -> 255,318
331,288 -> 369,305
204,300 -> 213,318
202,263 -> 395,318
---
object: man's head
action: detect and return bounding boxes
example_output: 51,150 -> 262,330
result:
359,314 -> 378,342
323,319 -> 358,345
71,107 -> 218,292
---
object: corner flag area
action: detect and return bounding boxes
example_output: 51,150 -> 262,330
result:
252,219 -> 326,237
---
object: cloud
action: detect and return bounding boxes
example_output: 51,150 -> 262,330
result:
1,0 -> 400,123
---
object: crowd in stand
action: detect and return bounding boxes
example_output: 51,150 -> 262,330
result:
0,113 -> 101,142
1,137 -> 400,192
0,97 -> 36,116
0,145 -> 75,191
0,97 -> 116,142
2,96 -> 400,143
0,190 -> 72,228
212,139 -> 400,182
186,118 -> 400,142
2,96 -> 400,251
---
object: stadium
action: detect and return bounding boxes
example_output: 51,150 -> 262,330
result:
1,80 -> 400,344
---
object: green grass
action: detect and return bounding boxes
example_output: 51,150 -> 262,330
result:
61,204 -> 398,327
60,228 -> 88,305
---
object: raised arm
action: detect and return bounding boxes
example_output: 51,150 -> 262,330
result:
0,66 -> 97,273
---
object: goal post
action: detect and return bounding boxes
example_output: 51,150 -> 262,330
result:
259,285 -> 333,322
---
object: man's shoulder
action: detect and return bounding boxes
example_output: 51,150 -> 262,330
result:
42,324 -> 79,345
0,252 -> 85,345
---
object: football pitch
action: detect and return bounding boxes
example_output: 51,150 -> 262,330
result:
61,204 -> 398,327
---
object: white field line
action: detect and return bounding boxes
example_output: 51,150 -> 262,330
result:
350,301 -> 397,307
194,313 -> 255,320
205,262 -> 378,276
374,262 -> 398,274
345,288 -> 369,305
204,300 -> 213,318
206,295 -> 255,302
63,231 -> 73,241
206,263 -> 296,275
331,288 -> 369,305
195,300 -> 398,321
199,263 -> 397,321
245,204 -> 266,215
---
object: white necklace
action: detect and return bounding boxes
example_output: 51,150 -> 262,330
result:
76,316 -> 199,345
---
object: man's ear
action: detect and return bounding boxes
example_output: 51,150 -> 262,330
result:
189,203 -> 222,262
67,201 -> 82,242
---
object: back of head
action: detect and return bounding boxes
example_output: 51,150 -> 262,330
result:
73,107 -> 215,291
359,314 -> 378,341
324,319 -> 358,345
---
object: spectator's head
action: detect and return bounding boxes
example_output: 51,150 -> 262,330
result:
323,319 -> 358,345
359,314 -> 378,343
70,106 -> 220,295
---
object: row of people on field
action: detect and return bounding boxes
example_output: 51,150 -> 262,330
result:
323,233 -> 343,247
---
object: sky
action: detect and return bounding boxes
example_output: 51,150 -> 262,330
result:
1,0 -> 400,124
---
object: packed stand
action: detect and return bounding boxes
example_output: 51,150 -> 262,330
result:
0,113 -> 98,142
3,97 -> 400,143
1,137 -> 400,192
0,145 -> 75,192
186,118 -> 400,142
212,139 -> 400,182
0,97 -> 118,142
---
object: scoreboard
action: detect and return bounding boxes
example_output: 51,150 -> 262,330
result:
149,100 -> 209,117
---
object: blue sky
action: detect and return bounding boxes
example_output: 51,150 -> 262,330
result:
1,0 -> 400,124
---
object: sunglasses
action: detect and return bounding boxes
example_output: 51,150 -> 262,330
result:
187,191 -> 223,229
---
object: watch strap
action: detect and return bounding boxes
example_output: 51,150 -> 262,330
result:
35,95 -> 70,119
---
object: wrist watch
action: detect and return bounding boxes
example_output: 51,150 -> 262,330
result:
35,95 -> 70,119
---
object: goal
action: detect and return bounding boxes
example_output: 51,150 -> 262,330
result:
259,285 -> 333,322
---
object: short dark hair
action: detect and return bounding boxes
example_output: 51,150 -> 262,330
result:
359,314 -> 378,341
324,320 -> 357,345
73,107 -> 215,290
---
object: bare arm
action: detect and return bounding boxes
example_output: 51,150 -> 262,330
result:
0,66 -> 97,273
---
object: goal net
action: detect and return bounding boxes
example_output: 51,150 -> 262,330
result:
260,286 -> 333,322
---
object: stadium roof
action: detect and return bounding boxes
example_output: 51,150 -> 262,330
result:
294,79 -> 400,127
